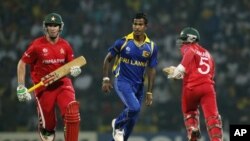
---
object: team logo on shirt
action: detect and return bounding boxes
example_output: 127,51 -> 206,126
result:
142,51 -> 150,58
125,46 -> 130,54
60,48 -> 65,54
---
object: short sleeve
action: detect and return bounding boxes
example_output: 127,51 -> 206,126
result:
64,41 -> 74,62
21,41 -> 37,64
148,43 -> 158,68
108,38 -> 126,57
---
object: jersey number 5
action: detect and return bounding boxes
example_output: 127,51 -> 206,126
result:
198,57 -> 210,74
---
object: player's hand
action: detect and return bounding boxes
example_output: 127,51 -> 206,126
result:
70,66 -> 81,77
145,92 -> 153,106
17,85 -> 32,102
102,77 -> 113,94
163,66 -> 184,79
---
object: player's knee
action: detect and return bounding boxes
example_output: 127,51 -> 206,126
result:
184,110 -> 199,118
206,115 -> 222,129
127,106 -> 140,118
129,103 -> 141,112
184,111 -> 199,123
64,101 -> 81,123
184,111 -> 200,129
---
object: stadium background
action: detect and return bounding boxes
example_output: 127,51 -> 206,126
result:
0,0 -> 249,140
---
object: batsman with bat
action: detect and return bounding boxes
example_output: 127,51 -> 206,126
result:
17,13 -> 82,141
163,27 -> 223,141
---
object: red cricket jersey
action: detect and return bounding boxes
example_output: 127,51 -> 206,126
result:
180,43 -> 215,88
21,36 -> 74,88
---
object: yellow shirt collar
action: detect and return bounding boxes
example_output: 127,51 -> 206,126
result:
125,32 -> 151,43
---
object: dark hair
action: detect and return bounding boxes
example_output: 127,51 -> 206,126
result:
133,12 -> 148,25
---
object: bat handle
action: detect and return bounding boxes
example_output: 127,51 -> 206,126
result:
28,81 -> 44,93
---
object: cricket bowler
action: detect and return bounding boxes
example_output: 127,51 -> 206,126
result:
102,13 -> 158,141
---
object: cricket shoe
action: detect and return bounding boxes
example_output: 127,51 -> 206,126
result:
39,128 -> 55,141
188,127 -> 201,141
112,119 -> 124,141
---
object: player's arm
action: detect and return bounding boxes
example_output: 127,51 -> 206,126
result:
102,39 -> 124,93
103,52 -> 113,78
17,59 -> 32,102
180,47 -> 195,69
17,42 -> 36,83
102,52 -> 114,93
168,47 -> 195,79
145,67 -> 156,106
17,59 -> 26,85
145,43 -> 158,106
147,67 -> 156,94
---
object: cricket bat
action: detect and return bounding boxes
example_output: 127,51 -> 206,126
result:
28,56 -> 87,93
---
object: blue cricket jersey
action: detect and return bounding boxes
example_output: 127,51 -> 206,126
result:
108,32 -> 158,84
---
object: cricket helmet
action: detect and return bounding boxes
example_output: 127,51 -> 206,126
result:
178,27 -> 200,43
43,13 -> 64,31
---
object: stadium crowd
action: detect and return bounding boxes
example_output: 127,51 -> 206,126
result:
0,0 -> 250,134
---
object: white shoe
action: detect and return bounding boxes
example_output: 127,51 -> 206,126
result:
112,119 -> 124,141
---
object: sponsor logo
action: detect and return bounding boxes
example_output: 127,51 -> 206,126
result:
42,59 -> 65,64
120,57 -> 147,67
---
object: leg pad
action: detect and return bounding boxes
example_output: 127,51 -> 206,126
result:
206,115 -> 223,140
184,111 -> 201,141
64,101 -> 81,141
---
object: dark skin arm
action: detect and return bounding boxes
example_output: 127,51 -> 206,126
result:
145,67 -> 156,106
102,52 -> 114,93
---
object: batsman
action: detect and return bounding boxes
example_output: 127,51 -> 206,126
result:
17,13 -> 81,141
163,27 -> 223,141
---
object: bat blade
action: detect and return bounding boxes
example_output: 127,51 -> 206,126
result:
28,56 -> 86,92
43,56 -> 86,84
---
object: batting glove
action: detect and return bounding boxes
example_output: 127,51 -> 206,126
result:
170,64 -> 185,79
17,85 -> 32,102
163,65 -> 185,79
70,66 -> 81,77
163,66 -> 176,78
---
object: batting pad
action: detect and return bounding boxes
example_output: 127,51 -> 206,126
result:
64,101 -> 81,141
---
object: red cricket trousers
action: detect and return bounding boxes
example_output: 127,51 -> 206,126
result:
182,83 -> 219,118
36,80 -> 76,131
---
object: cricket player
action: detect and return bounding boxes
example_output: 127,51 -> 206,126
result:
102,13 -> 158,141
163,27 -> 223,141
17,13 -> 82,141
